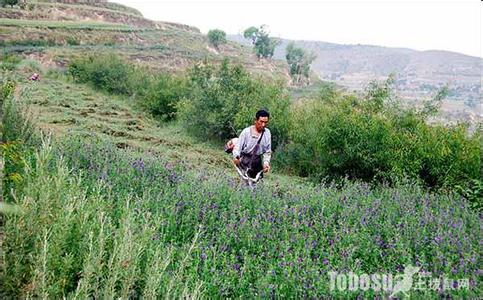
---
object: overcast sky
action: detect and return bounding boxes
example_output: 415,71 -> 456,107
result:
113,0 -> 481,58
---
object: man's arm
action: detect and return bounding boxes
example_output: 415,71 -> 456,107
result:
263,152 -> 271,166
262,130 -> 271,172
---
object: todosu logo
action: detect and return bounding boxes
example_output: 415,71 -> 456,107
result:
328,265 -> 420,296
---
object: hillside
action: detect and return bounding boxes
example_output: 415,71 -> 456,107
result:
229,34 -> 482,123
1,2 -> 481,299
0,0 -> 300,187
0,1 -> 289,79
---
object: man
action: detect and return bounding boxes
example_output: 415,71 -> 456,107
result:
233,110 -> 272,181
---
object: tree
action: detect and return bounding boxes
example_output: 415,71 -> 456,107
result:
243,25 -> 279,59
207,29 -> 227,49
285,42 -> 316,84
243,26 -> 259,44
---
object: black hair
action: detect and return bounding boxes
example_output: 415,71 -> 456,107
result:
255,109 -> 270,120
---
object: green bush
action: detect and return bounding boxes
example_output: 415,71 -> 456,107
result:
178,58 -> 290,148
143,73 -> 190,121
276,79 -> 481,190
207,29 -> 227,49
68,53 -> 190,120
0,80 -> 38,200
68,53 -> 139,95
0,0 -> 18,8
66,37 -> 80,46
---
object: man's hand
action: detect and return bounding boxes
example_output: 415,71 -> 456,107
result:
233,158 -> 240,166
263,164 -> 270,173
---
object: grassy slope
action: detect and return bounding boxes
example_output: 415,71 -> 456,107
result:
0,1 -> 301,192
25,74 -> 228,168
0,3 -> 480,298
8,66 -> 304,188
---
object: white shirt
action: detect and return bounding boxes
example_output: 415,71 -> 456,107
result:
233,126 -> 272,166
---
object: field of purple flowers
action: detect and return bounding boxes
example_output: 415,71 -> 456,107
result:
1,135 -> 479,298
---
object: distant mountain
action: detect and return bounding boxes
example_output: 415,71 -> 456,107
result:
228,35 -> 482,122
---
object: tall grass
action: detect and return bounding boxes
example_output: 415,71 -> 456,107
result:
0,52 -> 22,71
2,137 -> 205,298
1,79 -> 39,199
1,134 -> 479,298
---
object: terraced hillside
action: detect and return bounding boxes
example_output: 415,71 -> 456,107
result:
1,1 -> 289,78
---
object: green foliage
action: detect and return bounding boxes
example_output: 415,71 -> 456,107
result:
454,178 -> 483,211
66,36 -> 80,46
0,39 -> 57,47
276,78 -> 481,190
243,25 -> 279,59
143,74 -> 190,121
0,0 -> 19,7
178,59 -> 290,148
285,42 -> 316,84
243,26 -> 259,44
207,29 -> 227,49
421,84 -> 448,117
68,54 -> 136,95
18,59 -> 43,74
67,53 -> 190,121
363,75 -> 396,112
0,80 -> 38,200
0,52 -> 22,70
1,80 -> 37,146
0,18 -> 135,31
2,136 -> 480,298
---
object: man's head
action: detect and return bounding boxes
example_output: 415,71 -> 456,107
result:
254,109 -> 269,132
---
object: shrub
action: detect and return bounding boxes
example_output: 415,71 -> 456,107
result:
0,79 -> 38,200
68,53 -> 189,120
276,78 -> 481,190
3,39 -> 56,47
68,53 -> 135,95
143,73 -> 190,121
66,37 -> 80,46
207,29 -> 227,49
0,0 -> 18,8
178,58 -> 290,148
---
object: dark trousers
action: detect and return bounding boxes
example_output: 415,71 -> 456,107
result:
239,152 -> 263,179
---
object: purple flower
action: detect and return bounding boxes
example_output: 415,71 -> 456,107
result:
233,263 -> 241,272
131,159 -> 145,172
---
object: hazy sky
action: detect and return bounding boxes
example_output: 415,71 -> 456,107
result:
114,0 -> 482,58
